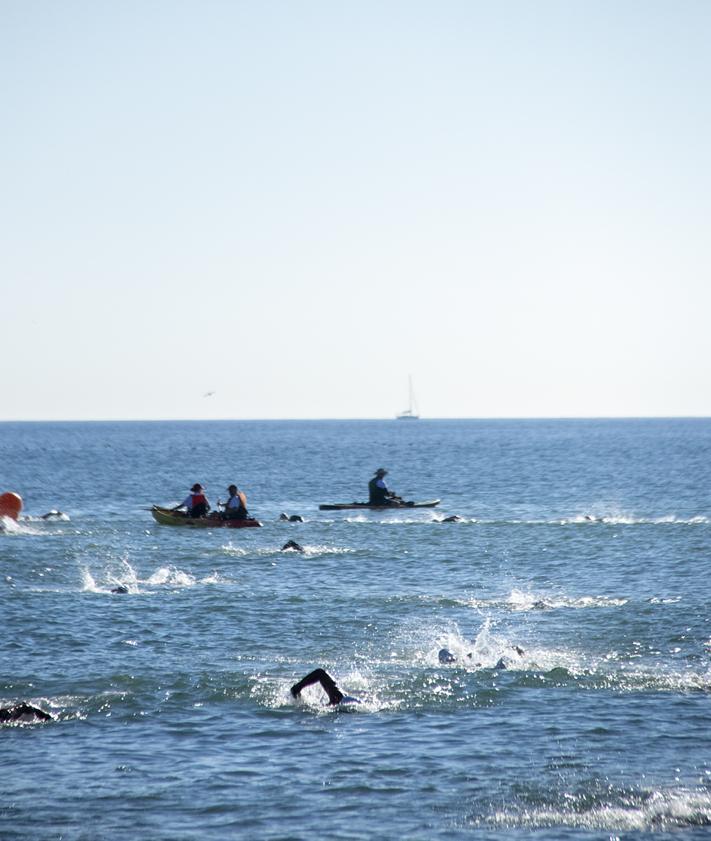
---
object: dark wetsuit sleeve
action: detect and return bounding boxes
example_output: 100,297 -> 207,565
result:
290,668 -> 344,705
0,703 -> 52,722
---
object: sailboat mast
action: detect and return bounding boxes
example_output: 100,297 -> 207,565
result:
396,376 -> 419,419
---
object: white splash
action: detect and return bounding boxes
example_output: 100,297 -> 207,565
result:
483,785 -> 711,831
280,544 -> 355,556
562,512 -> 709,526
505,589 -> 627,612
0,516 -> 41,536
220,543 -> 248,556
80,558 -> 140,594
200,571 -> 230,585
252,669 -> 396,713
147,567 -> 196,587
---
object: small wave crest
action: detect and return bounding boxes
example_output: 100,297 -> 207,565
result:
328,512 -> 708,527
507,589 -> 627,612
554,510 -> 709,526
648,595 -> 682,604
562,513 -> 709,526
0,516 -> 44,536
342,513 -> 442,525
461,589 -> 627,613
22,512 -> 71,522
478,784 -> 711,831
452,513 -> 710,526
276,544 -> 355,557
221,543 -> 355,557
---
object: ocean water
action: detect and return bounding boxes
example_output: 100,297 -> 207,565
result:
2,418 -> 711,840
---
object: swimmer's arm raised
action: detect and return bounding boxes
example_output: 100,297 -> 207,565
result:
290,668 -> 345,705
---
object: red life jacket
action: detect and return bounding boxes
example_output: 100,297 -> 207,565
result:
190,493 -> 207,508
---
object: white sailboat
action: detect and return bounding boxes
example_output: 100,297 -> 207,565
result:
396,376 -> 420,420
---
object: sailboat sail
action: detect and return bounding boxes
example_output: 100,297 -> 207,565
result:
396,376 -> 419,420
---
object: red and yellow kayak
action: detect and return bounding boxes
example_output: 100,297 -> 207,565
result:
151,506 -> 261,528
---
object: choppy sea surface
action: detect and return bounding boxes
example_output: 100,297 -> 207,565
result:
2,418 -> 711,840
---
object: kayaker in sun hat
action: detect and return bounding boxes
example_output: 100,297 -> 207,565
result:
368,468 -> 400,505
172,483 -> 211,518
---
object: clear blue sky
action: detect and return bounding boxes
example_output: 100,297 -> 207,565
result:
2,0 -> 709,420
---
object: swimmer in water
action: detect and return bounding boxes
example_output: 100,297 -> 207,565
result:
0,703 -> 53,723
281,540 -> 304,552
290,668 -> 360,706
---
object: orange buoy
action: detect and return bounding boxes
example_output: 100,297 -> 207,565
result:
0,492 -> 23,520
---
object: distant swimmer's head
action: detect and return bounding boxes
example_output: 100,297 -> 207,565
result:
191,483 -> 204,492
374,468 -> 388,477
438,648 -> 457,664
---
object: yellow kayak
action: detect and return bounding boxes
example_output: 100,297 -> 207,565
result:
151,506 -> 261,528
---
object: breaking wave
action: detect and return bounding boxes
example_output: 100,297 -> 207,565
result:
477,784 -> 711,832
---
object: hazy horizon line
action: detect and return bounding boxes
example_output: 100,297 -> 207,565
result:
1,414 -> 709,424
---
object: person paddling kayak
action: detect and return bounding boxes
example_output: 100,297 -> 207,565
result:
368,468 -> 404,506
220,484 -> 249,520
172,483 -> 211,518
